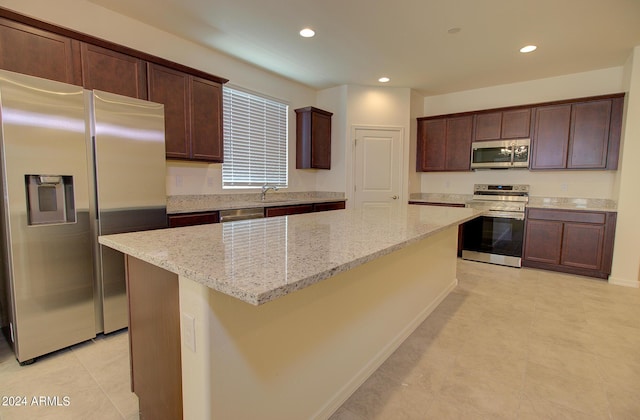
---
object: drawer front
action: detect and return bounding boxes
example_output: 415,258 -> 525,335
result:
527,208 -> 606,224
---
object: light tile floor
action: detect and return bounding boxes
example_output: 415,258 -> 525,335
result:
1,260 -> 639,419
0,329 -> 138,419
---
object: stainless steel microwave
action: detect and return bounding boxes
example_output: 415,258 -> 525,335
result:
470,139 -> 530,169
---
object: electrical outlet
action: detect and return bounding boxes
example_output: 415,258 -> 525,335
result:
176,175 -> 183,188
182,313 -> 196,352
207,176 -> 214,187
560,183 -> 568,192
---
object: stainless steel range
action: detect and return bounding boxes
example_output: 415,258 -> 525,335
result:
462,184 -> 529,268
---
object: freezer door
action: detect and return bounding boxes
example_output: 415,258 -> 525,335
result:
90,90 -> 167,333
0,70 -> 95,362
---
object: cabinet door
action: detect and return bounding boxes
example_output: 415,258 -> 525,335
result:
501,109 -> 531,139
523,219 -> 563,265
265,204 -> 314,217
311,111 -> 332,169
531,104 -> 571,169
560,222 -> 605,270
567,100 -> 611,169
190,76 -> 223,162
148,64 -> 190,159
0,18 -> 80,85
80,43 -> 147,99
416,119 -> 446,171
474,112 -> 501,141
168,212 -> 219,227
445,116 -> 473,171
313,201 -> 346,212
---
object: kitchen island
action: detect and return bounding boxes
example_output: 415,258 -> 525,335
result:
99,205 -> 482,419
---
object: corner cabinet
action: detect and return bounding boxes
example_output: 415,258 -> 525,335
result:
295,107 -> 332,169
416,115 -> 473,172
522,208 -> 617,279
530,95 -> 624,170
148,64 -> 223,162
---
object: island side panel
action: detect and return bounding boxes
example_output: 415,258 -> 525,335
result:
126,255 -> 183,420
179,225 -> 459,420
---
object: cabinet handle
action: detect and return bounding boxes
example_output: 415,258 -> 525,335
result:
392,195 -> 399,200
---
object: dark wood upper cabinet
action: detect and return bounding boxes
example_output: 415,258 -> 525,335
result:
296,107 -> 332,169
419,93 -> 624,173
445,116 -> 473,170
473,112 -> 502,141
417,115 -> 472,172
417,119 -> 446,171
567,99 -> 611,169
190,76 -> 223,162
148,64 -> 190,159
530,104 -> 571,169
80,43 -> 147,99
0,8 -> 228,162
474,108 -> 531,141
501,109 -> 532,139
531,95 -> 623,170
0,17 -> 80,85
148,64 -> 224,162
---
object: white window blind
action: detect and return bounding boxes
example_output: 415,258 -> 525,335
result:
222,86 -> 288,188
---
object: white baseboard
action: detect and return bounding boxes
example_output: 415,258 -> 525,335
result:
608,276 -> 640,288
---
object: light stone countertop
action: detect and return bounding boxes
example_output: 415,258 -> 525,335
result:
409,193 -> 616,212
99,205 -> 483,306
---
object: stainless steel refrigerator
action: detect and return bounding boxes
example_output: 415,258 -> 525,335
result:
0,69 -> 167,364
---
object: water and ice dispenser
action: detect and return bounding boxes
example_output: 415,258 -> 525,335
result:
25,175 -> 76,225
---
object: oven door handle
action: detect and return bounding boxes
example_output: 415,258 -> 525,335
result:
485,210 -> 525,220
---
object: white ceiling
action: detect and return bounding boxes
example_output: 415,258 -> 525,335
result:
88,0 -> 640,95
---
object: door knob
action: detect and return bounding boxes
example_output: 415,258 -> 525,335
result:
392,195 -> 398,200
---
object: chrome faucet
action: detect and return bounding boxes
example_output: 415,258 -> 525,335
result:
260,184 -> 279,201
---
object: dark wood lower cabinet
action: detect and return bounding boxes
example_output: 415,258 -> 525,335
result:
522,208 -> 616,279
168,211 -> 219,227
265,204 -> 314,218
168,201 -> 346,226
126,256 -> 182,420
522,219 -> 563,265
312,201 -> 346,212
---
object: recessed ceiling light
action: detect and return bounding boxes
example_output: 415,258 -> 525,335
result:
299,28 -> 315,38
520,45 -> 537,53
378,77 -> 390,83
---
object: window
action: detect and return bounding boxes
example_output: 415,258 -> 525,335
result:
222,86 -> 288,188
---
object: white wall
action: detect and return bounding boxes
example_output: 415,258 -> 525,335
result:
409,90 -> 424,194
316,86 -> 348,192
610,47 -> 640,287
345,86 -> 412,203
0,0 -> 319,195
419,67 -> 626,199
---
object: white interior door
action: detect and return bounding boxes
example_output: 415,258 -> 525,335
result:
353,127 -> 403,209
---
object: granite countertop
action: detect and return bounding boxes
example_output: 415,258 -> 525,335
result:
167,192 -> 346,214
99,205 -> 482,306
409,193 -> 617,212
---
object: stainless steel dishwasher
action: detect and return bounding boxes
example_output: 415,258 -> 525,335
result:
219,207 -> 265,223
